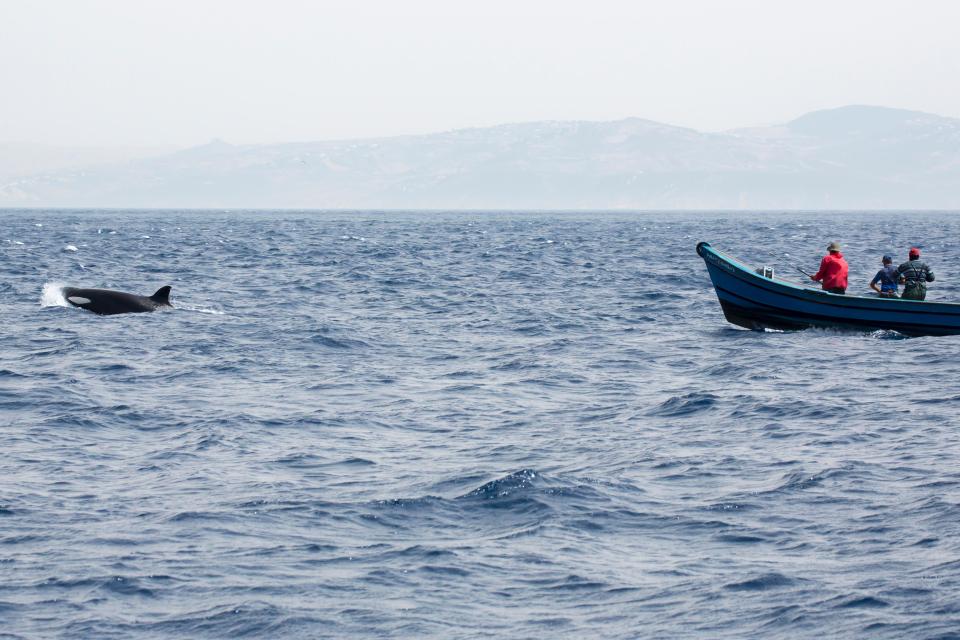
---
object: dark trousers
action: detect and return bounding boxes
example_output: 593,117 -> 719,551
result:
825,287 -> 846,295
902,285 -> 926,301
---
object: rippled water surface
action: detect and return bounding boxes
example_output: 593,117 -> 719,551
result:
3,209 -> 960,638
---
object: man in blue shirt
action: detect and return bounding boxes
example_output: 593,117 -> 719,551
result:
869,255 -> 899,298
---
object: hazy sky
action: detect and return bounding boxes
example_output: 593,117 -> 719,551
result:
2,0 -> 959,147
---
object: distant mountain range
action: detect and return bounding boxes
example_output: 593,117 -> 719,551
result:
2,105 -> 959,209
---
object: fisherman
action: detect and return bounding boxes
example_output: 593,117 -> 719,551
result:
897,247 -> 934,301
869,255 -> 899,298
811,241 -> 849,294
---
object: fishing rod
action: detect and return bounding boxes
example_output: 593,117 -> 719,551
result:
794,265 -> 823,288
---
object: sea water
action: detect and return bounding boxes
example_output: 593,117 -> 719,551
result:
2,209 -> 960,638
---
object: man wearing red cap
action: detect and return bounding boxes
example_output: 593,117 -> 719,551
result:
811,241 -> 849,294
897,247 -> 935,300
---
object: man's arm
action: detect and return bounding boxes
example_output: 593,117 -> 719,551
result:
811,257 -> 828,282
897,264 -> 907,283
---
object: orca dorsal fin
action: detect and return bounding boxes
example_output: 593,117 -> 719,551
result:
150,285 -> 172,305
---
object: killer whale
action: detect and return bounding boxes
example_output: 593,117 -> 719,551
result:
62,285 -> 172,315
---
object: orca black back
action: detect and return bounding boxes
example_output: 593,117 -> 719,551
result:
62,285 -> 173,316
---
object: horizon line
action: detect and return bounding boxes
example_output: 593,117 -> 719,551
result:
4,207 -> 960,214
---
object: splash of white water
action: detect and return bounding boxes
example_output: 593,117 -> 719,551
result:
40,282 -> 69,308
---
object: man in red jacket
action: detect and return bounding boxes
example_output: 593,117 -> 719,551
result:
811,241 -> 849,294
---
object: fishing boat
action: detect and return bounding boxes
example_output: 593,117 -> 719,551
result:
697,242 -> 960,336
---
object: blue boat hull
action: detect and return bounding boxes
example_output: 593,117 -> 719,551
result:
697,242 -> 960,336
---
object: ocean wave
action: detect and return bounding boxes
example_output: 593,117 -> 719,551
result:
458,469 -> 539,501
724,572 -> 796,591
647,392 -> 719,417
310,334 -> 370,349
6,210 -> 960,638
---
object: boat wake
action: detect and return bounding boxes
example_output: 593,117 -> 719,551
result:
177,304 -> 226,316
